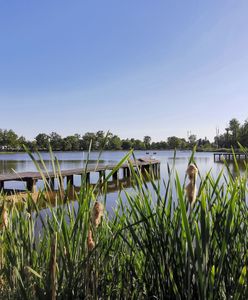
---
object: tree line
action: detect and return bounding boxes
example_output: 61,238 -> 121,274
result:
0,130 -> 209,151
214,118 -> 248,148
0,117 -> 247,151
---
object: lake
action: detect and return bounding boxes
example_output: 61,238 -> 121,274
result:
1,150 -> 240,210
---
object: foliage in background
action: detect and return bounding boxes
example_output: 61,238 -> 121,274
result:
1,117 -> 248,151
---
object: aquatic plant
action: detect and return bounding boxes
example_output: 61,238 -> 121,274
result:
0,149 -> 247,299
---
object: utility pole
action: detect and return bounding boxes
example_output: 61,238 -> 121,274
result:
216,127 -> 219,148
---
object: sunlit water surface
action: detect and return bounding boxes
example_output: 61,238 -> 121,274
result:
0,151 -> 246,225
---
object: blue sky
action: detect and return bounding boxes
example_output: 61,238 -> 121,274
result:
0,0 -> 248,141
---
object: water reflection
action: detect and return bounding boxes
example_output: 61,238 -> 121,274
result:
214,160 -> 247,177
1,151 -> 247,228
0,150 -> 246,204
5,171 -> 160,211
0,159 -> 106,174
0,150 -> 244,184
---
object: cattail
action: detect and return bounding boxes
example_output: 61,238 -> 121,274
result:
63,246 -> 67,257
91,201 -> 104,228
186,164 -> 198,207
186,181 -> 197,205
87,229 -> 95,251
186,164 -> 198,181
0,207 -> 8,229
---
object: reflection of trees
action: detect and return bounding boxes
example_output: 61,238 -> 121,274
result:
214,160 -> 246,177
0,160 -> 18,174
0,159 -> 108,175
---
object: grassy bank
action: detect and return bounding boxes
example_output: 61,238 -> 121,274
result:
0,151 -> 247,299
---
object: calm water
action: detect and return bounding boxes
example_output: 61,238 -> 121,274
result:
0,150 -> 244,211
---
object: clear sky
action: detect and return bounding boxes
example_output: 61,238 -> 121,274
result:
0,0 -> 248,142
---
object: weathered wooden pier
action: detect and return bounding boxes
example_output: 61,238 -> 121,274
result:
0,157 -> 160,193
214,152 -> 248,162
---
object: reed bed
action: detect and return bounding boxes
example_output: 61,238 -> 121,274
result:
0,149 -> 247,299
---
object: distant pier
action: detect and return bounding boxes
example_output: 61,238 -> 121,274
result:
214,152 -> 248,162
0,157 -> 160,193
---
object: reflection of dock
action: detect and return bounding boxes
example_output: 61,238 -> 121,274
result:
214,152 -> 248,162
4,171 -> 161,206
0,157 -> 160,192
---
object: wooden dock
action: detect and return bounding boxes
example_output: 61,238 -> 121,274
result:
214,152 -> 248,162
0,157 -> 160,192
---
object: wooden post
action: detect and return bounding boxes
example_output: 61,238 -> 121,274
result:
49,178 -> 55,189
66,175 -> 74,186
152,164 -> 157,176
124,167 -> 130,177
157,164 -> 161,177
85,172 -> 90,184
58,177 -> 64,190
0,181 -> 4,190
113,170 -> 119,182
155,163 -> 158,176
27,178 -> 37,193
98,170 -> 105,184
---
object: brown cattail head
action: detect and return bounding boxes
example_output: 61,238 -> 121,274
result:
87,229 -> 95,251
186,181 -> 197,206
0,207 -> 8,229
186,164 -> 198,181
91,201 -> 104,228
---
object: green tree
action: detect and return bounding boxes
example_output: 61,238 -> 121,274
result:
167,136 -> 182,149
122,139 -> 133,150
143,136 -> 151,149
239,119 -> 248,147
63,135 -> 80,151
151,141 -> 167,149
0,129 -> 4,148
108,135 -> 122,150
50,132 -> 63,150
95,131 -> 106,150
81,132 -> 97,150
17,136 -> 27,149
229,118 -> 240,146
0,129 -> 19,150
132,139 -> 145,150
35,133 -> 50,150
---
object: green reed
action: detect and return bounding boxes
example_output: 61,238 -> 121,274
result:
0,149 -> 247,299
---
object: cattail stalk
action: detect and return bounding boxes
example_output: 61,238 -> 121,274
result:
50,233 -> 57,300
87,229 -> 95,251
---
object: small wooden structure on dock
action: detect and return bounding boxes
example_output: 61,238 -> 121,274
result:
0,157 -> 160,193
214,152 -> 248,162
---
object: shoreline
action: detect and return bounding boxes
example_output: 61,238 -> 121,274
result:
0,148 -> 242,154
